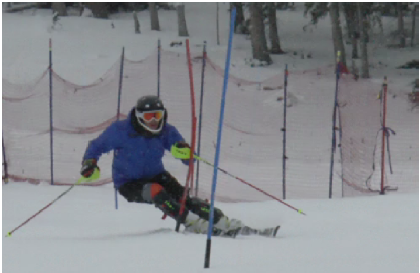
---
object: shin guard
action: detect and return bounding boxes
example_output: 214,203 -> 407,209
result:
142,183 -> 188,223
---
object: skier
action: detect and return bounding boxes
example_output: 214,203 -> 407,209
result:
80,95 -> 247,236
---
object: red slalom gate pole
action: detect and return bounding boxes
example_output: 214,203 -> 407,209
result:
175,39 -> 197,231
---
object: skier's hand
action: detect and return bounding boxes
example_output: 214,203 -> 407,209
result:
176,142 -> 197,165
175,142 -> 190,149
171,142 -> 197,165
80,159 -> 100,178
171,142 -> 191,159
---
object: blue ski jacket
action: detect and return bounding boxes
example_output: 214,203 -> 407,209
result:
83,110 -> 186,188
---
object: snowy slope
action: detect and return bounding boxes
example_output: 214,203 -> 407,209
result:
2,3 -> 419,273
3,183 -> 419,273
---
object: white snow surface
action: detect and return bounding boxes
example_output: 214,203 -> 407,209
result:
3,183 -> 419,273
2,3 -> 419,273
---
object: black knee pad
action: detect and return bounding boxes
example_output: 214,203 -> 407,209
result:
118,182 -> 149,203
159,172 -> 185,200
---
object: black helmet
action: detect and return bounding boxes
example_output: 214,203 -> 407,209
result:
132,95 -> 167,136
136,95 -> 165,112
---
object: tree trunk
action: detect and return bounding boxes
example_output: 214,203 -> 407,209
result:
133,11 -> 140,34
149,3 -> 160,31
231,3 -> 245,34
249,3 -> 272,64
267,3 -> 285,54
85,3 -> 109,19
79,4 -> 84,16
358,3 -> 369,78
177,4 -> 189,37
329,3 -> 347,67
52,3 -> 67,16
411,4 -> 418,47
397,3 -> 405,47
343,3 -> 359,59
343,3 -> 352,41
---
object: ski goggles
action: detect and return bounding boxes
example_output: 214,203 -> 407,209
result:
135,109 -> 165,121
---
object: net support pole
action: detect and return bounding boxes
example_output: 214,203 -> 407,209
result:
49,38 -> 54,186
282,65 -> 288,199
216,3 -> 220,46
204,7 -> 236,269
337,100 -> 345,198
157,39 -> 161,97
114,47 -> 125,209
380,77 -> 388,195
329,51 -> 341,198
195,41 -> 207,197
2,132 -> 8,184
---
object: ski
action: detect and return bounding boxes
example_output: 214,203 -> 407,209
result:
239,225 -> 280,238
183,226 -> 280,239
218,227 -> 242,238
258,226 -> 280,237
183,227 -> 241,238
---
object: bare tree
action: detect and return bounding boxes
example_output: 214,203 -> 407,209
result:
52,3 -> 67,16
267,3 -> 284,54
249,3 -> 272,64
149,3 -> 160,31
358,3 -> 369,78
343,3 -> 358,59
329,3 -> 346,67
85,3 -> 109,19
411,4 -> 418,47
177,4 -> 189,37
133,11 -> 140,34
397,2 -> 405,47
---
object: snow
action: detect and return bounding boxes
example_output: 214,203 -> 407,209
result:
2,3 -> 419,273
3,183 -> 419,273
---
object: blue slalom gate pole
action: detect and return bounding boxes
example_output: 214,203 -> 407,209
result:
115,47 -> 125,209
195,41 -> 207,197
204,7 -> 236,269
49,39 -> 54,186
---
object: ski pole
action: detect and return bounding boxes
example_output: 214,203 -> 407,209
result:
196,155 -> 305,215
171,146 -> 306,215
5,169 -> 100,237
